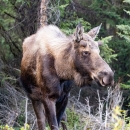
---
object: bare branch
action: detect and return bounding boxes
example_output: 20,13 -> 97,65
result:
4,12 -> 20,21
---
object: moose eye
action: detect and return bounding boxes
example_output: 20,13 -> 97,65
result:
83,51 -> 90,56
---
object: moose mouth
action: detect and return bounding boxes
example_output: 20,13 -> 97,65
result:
95,76 -> 114,87
100,79 -> 106,86
94,77 -> 107,87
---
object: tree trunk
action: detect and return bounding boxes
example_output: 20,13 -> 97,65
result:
40,0 -> 48,27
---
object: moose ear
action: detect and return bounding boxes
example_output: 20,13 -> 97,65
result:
87,23 -> 102,40
74,23 -> 84,42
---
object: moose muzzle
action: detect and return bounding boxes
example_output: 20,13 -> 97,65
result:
97,69 -> 114,86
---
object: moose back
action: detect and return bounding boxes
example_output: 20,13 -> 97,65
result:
20,24 -> 114,130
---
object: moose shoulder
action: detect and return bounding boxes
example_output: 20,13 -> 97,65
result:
20,24 -> 114,130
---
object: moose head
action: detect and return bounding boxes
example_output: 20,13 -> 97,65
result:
72,23 -> 114,87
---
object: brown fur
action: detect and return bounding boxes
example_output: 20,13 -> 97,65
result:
20,24 -> 114,130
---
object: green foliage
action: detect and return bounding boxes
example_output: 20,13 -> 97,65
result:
66,108 -> 85,130
124,0 -> 130,4
58,0 -> 91,35
121,83 -> 130,89
0,124 -> 30,130
60,17 -> 91,35
20,124 -> 30,130
89,0 -> 129,25
100,36 -> 117,63
0,124 -> 14,130
108,38 -> 130,83
117,25 -> 130,42
112,106 -> 130,130
0,0 -> 15,28
0,0 -> 22,62
124,9 -> 130,15
17,113 -> 25,126
115,0 -> 130,90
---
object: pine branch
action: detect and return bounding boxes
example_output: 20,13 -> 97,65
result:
4,12 -> 20,21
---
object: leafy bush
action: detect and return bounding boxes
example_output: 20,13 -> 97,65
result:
0,124 -> 30,130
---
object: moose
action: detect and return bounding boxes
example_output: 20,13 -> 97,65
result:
20,24 -> 114,130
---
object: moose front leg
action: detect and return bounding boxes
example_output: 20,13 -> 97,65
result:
41,54 -> 68,130
41,78 -> 61,130
31,100 -> 45,130
56,95 -> 68,127
43,98 -> 59,130
56,80 -> 73,129
61,112 -> 68,130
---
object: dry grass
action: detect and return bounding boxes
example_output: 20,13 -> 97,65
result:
68,85 -> 126,130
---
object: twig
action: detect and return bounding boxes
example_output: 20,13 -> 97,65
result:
4,12 -> 20,21
31,119 -> 36,130
77,88 -> 82,101
24,97 -> 28,130
7,18 -> 26,31
97,90 -> 103,123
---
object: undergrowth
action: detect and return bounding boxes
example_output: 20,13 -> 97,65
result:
0,79 -> 130,130
0,59 -> 130,130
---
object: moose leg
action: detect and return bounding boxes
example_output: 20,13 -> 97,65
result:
32,100 -> 45,130
43,98 -> 59,130
56,96 -> 68,126
61,112 -> 68,130
56,80 -> 73,129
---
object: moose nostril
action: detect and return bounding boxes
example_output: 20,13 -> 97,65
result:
103,71 -> 108,76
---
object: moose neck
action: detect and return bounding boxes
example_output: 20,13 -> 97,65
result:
53,40 -> 92,86
54,40 -> 75,80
